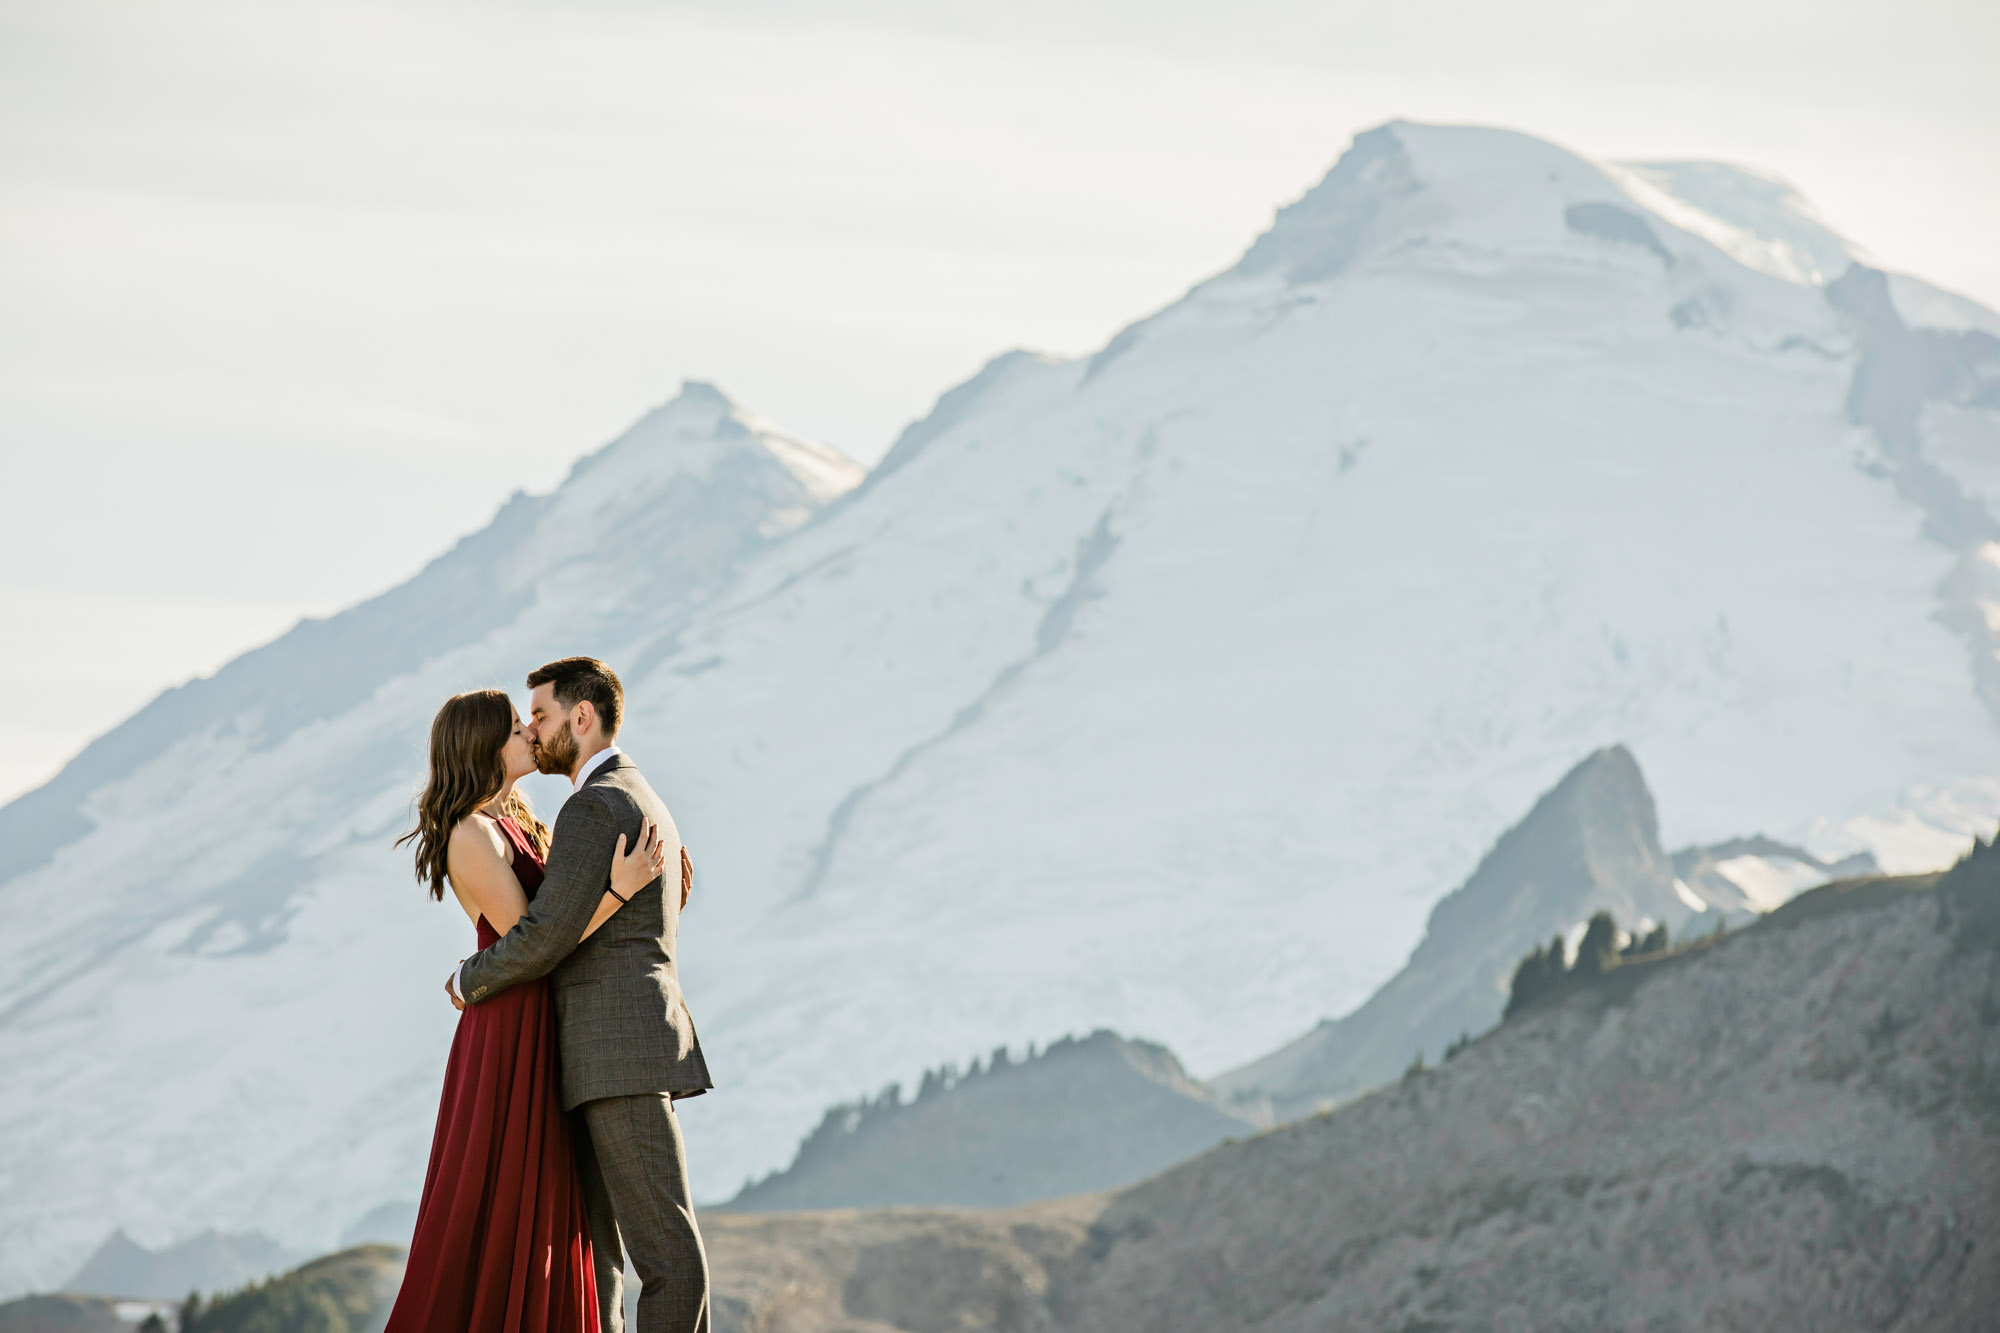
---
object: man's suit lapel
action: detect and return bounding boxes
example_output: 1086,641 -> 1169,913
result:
584,752 -> 632,788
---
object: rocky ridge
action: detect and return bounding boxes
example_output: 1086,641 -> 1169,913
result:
723,1031 -> 1256,1212
704,848 -> 2000,1331
1214,745 -> 1685,1117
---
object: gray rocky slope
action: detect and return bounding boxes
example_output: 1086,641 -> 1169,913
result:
1214,745 -> 1687,1118
704,850 -> 2000,1332
1216,746 -> 1882,1120
722,1031 -> 1257,1212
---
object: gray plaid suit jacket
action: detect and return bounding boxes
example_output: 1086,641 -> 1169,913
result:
459,752 -> 713,1109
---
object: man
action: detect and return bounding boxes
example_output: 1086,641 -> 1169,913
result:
447,656 -> 713,1333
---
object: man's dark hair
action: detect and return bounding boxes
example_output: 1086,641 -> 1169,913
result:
527,656 -> 625,738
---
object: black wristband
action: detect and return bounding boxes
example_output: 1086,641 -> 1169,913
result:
606,886 -> 629,905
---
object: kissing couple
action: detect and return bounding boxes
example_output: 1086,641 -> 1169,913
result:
382,656 -> 714,1333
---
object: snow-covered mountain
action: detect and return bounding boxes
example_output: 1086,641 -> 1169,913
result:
5,119 -> 1999,1295
0,388 -> 863,1293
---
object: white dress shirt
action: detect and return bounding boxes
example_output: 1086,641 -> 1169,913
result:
573,743 -> 622,790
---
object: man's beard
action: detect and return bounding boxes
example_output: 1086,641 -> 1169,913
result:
534,725 -> 580,777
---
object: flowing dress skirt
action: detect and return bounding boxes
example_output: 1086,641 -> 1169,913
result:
383,913 -> 598,1333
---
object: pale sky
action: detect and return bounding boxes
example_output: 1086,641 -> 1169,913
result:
3,0 -> 1995,802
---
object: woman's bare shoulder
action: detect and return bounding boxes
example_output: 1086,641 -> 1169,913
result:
448,812 -> 512,865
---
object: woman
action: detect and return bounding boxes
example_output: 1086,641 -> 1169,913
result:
384,688 -> 665,1333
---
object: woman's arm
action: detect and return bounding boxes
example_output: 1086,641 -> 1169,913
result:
451,815 -> 662,942
579,820 -> 667,941
456,802 -> 670,1006
445,816 -> 531,934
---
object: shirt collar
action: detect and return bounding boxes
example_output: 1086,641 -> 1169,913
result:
573,744 -> 622,792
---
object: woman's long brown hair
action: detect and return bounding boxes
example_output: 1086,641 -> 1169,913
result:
397,689 -> 550,901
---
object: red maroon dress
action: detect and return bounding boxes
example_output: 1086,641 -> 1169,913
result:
384,816 -> 599,1333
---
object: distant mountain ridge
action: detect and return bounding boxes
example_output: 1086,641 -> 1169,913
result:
5,119 -> 1999,1293
723,1030 -> 1257,1213
1673,834 -> 1878,919
61,1230 -> 298,1304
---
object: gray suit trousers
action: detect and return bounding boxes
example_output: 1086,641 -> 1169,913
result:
577,1094 -> 711,1333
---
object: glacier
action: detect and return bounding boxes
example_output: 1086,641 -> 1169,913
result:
3,120 -> 1998,1295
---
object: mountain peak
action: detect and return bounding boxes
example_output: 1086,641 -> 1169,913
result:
1422,743 -> 1672,943
1228,120 -> 1853,292
674,377 -> 733,408
1215,745 -> 1681,1110
564,381 -> 861,505
1081,119 -> 1863,390
609,379 -> 758,451
1233,121 -> 1635,284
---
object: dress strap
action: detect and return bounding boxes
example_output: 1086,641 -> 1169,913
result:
493,814 -> 541,864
